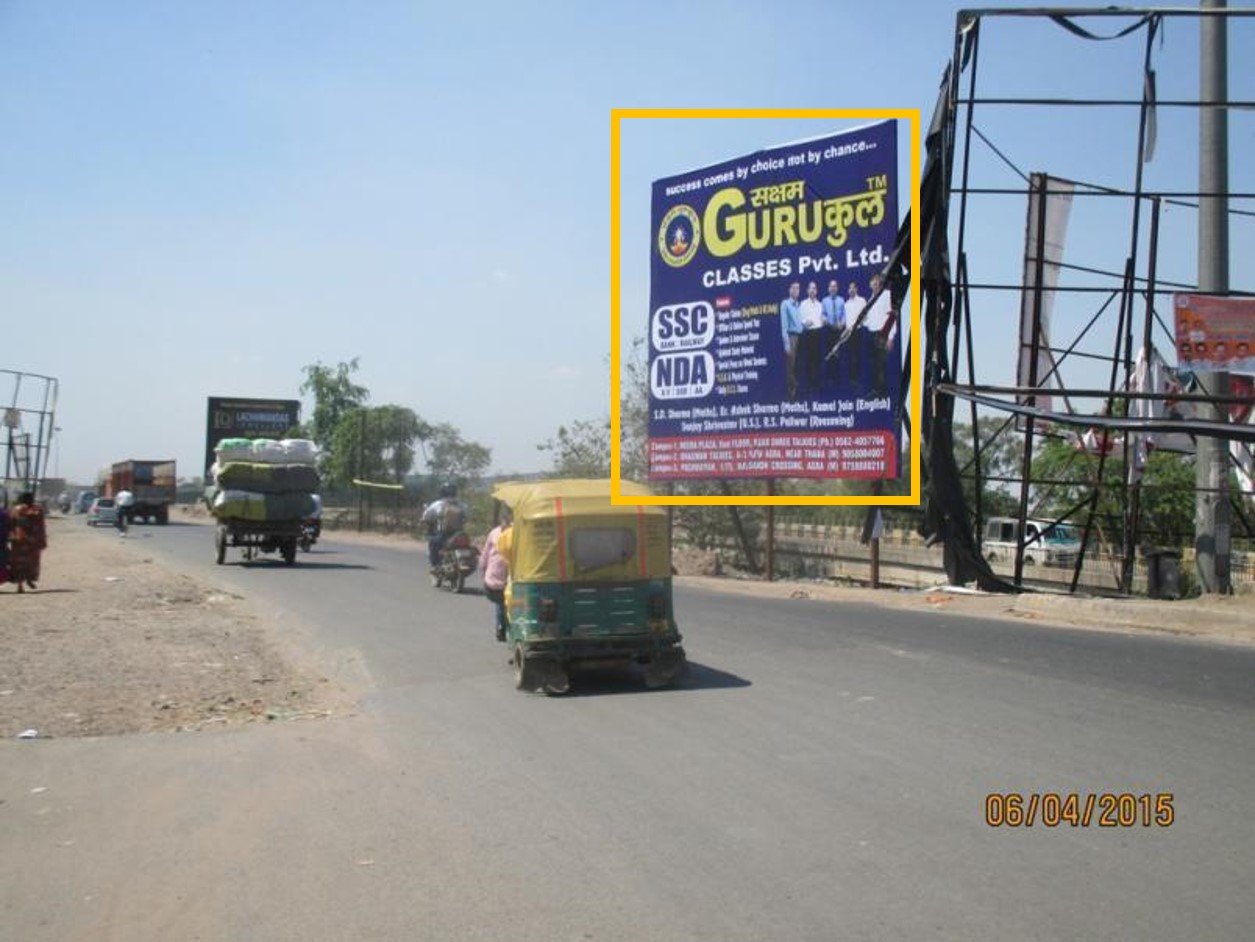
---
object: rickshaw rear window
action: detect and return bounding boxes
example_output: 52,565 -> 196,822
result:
569,527 -> 637,573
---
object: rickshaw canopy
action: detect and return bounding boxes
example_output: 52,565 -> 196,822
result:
492,479 -> 670,583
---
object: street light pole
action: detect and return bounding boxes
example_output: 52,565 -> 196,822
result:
1196,0 -> 1231,594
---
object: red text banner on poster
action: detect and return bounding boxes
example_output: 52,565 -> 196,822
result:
649,430 -> 897,480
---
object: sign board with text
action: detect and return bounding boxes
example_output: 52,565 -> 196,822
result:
647,121 -> 900,480
204,397 -> 301,479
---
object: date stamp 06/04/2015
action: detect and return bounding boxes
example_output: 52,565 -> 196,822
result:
985,792 -> 1175,829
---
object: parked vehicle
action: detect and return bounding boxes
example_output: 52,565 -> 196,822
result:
86,497 -> 118,527
492,478 -> 686,694
430,530 -> 479,593
109,460 -> 177,525
983,516 -> 1083,567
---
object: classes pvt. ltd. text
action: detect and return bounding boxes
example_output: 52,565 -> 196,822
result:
700,244 -> 887,288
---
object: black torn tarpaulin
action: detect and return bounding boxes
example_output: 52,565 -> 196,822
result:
1047,12 -> 1156,42
914,58 -> 1017,593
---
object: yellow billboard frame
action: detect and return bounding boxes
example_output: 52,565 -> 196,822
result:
610,108 -> 922,507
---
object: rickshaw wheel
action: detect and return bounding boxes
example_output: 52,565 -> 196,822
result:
453,571 -> 466,594
512,645 -> 530,690
430,570 -> 442,588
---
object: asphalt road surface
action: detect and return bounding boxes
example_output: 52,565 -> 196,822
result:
4,521 -> 1254,940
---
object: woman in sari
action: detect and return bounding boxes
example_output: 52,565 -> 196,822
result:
9,491 -> 47,592
0,497 -> 10,586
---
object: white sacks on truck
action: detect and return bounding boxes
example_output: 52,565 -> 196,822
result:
211,438 -> 320,522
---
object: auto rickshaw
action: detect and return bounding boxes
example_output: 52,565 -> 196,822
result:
492,478 -> 687,694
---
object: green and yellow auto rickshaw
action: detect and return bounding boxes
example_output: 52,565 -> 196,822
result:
493,478 -> 686,694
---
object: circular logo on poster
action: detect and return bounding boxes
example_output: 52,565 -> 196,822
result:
658,205 -> 701,268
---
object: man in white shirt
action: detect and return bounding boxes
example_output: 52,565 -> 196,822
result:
841,281 -> 867,387
797,281 -> 828,397
115,488 -> 135,534
859,273 -> 898,396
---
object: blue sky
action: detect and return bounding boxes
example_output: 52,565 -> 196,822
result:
1,1 -> 1251,486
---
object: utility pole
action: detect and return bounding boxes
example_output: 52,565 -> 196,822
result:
1196,0 -> 1231,593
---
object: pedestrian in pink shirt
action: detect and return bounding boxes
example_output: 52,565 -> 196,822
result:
479,519 -> 511,641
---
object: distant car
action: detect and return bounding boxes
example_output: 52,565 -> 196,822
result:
87,497 -> 118,527
74,491 -> 97,514
983,516 -> 1082,568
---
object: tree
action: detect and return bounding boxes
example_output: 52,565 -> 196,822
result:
949,417 -> 1025,522
537,340 -> 650,480
424,422 -> 491,490
618,337 -> 650,480
300,359 -> 369,450
1032,434 -> 1199,550
323,405 -> 429,489
537,418 -> 611,478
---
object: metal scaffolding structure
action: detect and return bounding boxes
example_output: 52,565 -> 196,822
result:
917,6 -> 1255,594
2,369 -> 59,499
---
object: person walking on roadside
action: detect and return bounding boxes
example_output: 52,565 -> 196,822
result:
478,517 -> 512,642
0,494 -> 11,587
8,490 -> 48,592
115,487 -> 134,535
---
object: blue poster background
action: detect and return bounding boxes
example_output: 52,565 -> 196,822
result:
647,121 -> 901,480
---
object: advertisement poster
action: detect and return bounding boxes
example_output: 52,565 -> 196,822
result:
1174,293 -> 1255,373
204,397 -> 301,478
647,120 -> 900,480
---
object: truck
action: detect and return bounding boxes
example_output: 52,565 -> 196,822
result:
110,460 -> 177,525
208,438 -> 317,566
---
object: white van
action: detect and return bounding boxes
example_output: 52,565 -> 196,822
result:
983,517 -> 1082,568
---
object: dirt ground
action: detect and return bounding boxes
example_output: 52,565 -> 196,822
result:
4,510 -> 1253,742
0,514 -> 348,740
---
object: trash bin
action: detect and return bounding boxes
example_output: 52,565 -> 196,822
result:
1146,549 -> 1182,600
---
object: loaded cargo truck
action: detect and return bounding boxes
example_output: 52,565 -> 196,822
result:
111,460 -> 177,525
209,437 -> 317,565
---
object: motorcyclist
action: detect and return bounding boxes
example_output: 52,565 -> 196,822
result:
300,493 -> 322,550
306,494 -> 322,541
422,483 -> 469,570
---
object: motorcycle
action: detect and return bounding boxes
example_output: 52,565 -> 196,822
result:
430,530 -> 479,593
299,517 -> 321,552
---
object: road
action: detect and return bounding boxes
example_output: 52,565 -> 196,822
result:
4,521 -> 1254,940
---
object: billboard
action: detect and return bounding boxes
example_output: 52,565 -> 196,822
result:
204,397 -> 301,478
1174,293 -> 1255,373
647,120 -> 900,480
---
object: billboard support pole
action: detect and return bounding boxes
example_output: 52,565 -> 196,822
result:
666,481 -> 674,551
765,478 -> 775,582
718,479 -> 760,575
1014,173 -> 1050,587
870,479 -> 884,588
357,410 -> 366,532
